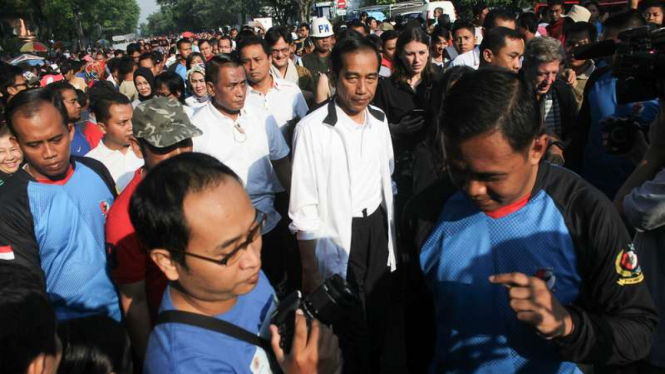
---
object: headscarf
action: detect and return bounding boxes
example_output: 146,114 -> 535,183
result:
186,64 -> 208,102
84,60 -> 106,87
133,67 -> 155,102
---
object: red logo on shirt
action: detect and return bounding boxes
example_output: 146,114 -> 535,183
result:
100,201 -> 110,217
0,245 -> 15,260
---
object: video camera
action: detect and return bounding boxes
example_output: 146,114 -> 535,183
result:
573,25 -> 665,104
270,274 -> 359,354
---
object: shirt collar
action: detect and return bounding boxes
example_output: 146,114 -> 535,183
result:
322,96 -> 385,127
205,101 -> 246,124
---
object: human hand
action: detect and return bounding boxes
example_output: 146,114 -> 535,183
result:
489,272 -> 573,339
270,310 -> 342,374
389,113 -> 425,135
562,69 -> 577,88
544,143 -> 565,165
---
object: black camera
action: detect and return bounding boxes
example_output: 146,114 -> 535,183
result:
600,116 -> 648,154
573,25 -> 665,104
270,274 -> 359,354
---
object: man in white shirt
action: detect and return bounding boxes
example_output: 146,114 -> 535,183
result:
289,36 -> 401,373
450,21 -> 480,69
192,55 -> 295,294
86,92 -> 143,191
238,35 -> 309,143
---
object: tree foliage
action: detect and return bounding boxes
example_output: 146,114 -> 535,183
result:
1,0 -> 139,42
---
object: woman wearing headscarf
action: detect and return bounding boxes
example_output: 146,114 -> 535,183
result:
185,65 -> 209,110
133,67 -> 155,107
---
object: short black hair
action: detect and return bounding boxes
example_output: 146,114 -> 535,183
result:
479,27 -> 523,58
380,30 -> 399,44
366,16 -> 377,25
0,64 -> 23,101
176,38 -> 191,51
198,39 -> 210,48
107,57 -> 120,73
483,8 -> 517,30
0,263 -> 56,374
603,9 -> 646,32
431,25 -> 451,41
565,21 -> 598,42
57,315 -> 132,374
441,68 -> 541,152
517,12 -> 539,34
139,52 -> 157,66
129,152 -> 241,268
237,35 -> 270,57
155,72 -> 186,104
299,24 -> 310,31
349,19 -> 370,35
452,20 -> 476,36
186,52 -> 204,71
126,43 -> 140,55
330,32 -> 381,77
118,56 -> 136,77
265,26 -> 293,47
473,3 -> 489,16
205,54 -> 243,85
93,91 -> 131,125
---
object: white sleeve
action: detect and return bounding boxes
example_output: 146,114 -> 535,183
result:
288,121 -> 322,240
294,91 -> 309,119
265,114 -> 290,160
623,167 -> 665,231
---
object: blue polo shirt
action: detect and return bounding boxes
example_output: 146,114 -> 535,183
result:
145,271 -> 277,374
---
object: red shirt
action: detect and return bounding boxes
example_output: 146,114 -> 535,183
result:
546,18 -> 566,44
106,168 -> 167,324
83,121 -> 104,149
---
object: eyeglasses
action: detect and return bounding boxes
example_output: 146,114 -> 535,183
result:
270,47 -> 291,56
169,210 -> 266,266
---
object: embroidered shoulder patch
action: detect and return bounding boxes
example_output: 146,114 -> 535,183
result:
615,244 -> 644,286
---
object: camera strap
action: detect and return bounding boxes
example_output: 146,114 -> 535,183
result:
156,310 -> 273,353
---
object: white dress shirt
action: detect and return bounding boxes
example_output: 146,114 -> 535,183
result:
289,99 -> 397,279
449,47 -> 480,70
85,140 -> 144,192
246,74 -> 309,139
192,101 -> 290,233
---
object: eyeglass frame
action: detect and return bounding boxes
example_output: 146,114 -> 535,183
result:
167,210 -> 266,266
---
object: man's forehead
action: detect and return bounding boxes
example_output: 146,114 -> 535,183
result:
219,65 -> 246,82
13,103 -> 66,135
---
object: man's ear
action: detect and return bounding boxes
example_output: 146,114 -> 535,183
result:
206,82 -> 215,97
67,123 -> 75,142
530,134 -> 550,165
482,49 -> 494,64
150,249 -> 180,281
25,353 -> 56,374
97,121 -> 108,135
129,137 -> 143,159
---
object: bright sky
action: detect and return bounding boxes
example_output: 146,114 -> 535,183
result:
137,0 -> 159,23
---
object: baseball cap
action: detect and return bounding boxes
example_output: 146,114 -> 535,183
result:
132,97 -> 203,148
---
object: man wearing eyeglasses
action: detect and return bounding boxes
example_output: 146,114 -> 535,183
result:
105,97 -> 202,367
192,55 -> 293,295
131,152 -> 340,374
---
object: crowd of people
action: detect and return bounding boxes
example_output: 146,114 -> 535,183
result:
2,0 -> 665,373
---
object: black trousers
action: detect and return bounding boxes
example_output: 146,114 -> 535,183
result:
261,192 -> 301,299
336,207 -> 406,374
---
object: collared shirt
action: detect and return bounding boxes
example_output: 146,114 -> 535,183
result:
339,112 -> 383,217
85,140 -> 144,192
449,47 -> 480,69
289,99 -> 397,278
542,90 -> 562,138
192,101 -> 290,233
246,74 -> 309,138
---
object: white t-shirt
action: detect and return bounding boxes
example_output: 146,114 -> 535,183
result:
449,47 -> 480,70
192,101 -> 290,233
85,140 -> 144,192
246,75 -> 309,139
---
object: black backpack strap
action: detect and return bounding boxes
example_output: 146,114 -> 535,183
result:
156,310 -> 272,352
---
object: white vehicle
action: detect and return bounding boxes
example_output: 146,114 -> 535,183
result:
353,1 -> 456,23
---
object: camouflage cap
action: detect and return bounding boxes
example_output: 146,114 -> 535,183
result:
132,97 -> 203,148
